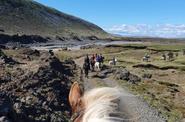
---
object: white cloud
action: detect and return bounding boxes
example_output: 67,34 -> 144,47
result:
105,24 -> 185,38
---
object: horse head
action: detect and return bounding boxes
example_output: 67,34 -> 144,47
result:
69,82 -> 128,122
69,82 -> 85,122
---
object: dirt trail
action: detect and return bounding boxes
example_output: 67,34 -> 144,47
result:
74,57 -> 166,122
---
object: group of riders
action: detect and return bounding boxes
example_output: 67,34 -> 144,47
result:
83,54 -> 104,78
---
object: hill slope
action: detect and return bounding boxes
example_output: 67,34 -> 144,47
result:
0,0 -> 110,40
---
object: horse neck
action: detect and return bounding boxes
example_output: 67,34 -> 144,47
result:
82,87 -> 124,122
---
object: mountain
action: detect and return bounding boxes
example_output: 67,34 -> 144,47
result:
0,0 -> 110,41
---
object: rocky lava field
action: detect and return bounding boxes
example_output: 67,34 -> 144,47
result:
0,46 -> 78,122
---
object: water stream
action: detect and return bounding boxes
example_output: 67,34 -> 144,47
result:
31,40 -> 142,51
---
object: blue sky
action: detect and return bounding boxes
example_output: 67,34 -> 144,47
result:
36,0 -> 185,38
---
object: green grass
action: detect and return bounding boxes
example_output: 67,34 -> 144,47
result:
55,51 -> 73,61
3,49 -> 20,57
113,43 -> 185,51
55,43 -> 185,121
117,80 -> 184,122
148,44 -> 185,51
90,43 -> 185,121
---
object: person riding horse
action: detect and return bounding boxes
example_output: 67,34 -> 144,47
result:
109,56 -> 117,65
83,55 -> 90,78
161,53 -> 166,60
90,54 -> 95,71
113,56 -> 116,65
94,54 -> 102,71
143,53 -> 150,62
99,54 -> 104,65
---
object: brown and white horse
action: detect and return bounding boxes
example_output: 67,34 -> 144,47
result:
69,82 -> 129,122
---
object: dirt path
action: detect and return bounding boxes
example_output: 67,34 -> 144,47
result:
74,57 -> 166,122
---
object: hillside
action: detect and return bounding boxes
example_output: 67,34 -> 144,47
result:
0,0 -> 110,41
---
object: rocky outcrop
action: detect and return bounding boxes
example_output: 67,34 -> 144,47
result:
114,68 -> 141,84
0,48 -> 77,122
128,74 -> 141,84
0,34 -> 48,44
114,69 -> 130,81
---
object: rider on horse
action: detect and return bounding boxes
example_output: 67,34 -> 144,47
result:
90,54 -> 95,71
83,54 -> 90,78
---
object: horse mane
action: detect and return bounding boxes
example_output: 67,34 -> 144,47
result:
82,87 -> 128,122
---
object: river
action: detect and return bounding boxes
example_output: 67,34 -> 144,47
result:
31,40 -> 142,51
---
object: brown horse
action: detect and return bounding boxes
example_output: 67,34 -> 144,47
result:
69,82 -> 130,122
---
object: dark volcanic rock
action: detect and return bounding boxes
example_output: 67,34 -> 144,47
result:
114,69 -> 130,80
0,34 -> 48,44
114,68 -> 141,84
128,74 -> 141,84
0,48 -> 77,122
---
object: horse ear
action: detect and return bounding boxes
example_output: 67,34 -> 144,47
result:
69,82 -> 83,113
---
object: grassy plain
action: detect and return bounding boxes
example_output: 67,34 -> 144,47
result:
56,42 -> 185,122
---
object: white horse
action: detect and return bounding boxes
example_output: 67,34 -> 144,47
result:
109,58 -> 117,65
69,82 -> 131,122
95,61 -> 101,71
143,55 -> 150,62
161,56 -> 166,60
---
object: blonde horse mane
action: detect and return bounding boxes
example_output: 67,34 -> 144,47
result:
82,87 -> 128,122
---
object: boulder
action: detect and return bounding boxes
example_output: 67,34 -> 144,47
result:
128,74 -> 141,84
114,68 -> 141,84
114,69 -> 130,80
